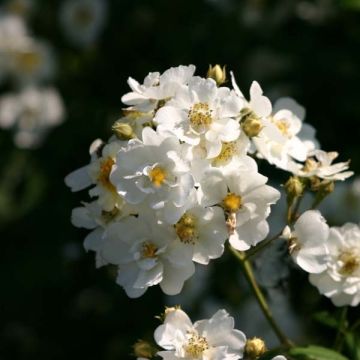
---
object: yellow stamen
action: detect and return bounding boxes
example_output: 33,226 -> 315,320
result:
141,242 -> 157,259
98,157 -> 116,192
339,250 -> 360,275
149,166 -> 167,187
222,192 -> 242,213
175,213 -> 197,244
188,103 -> 212,132
15,51 -> 41,73
212,142 -> 236,166
184,333 -> 209,358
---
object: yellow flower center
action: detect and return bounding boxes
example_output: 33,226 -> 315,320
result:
212,142 -> 236,166
222,192 -> 242,213
184,333 -> 209,358
7,0 -> 27,15
175,213 -> 198,244
274,119 -> 290,137
97,157 -> 116,192
141,242 -> 158,259
15,51 -> 42,73
288,236 -> 301,254
188,103 -> 213,132
101,207 -> 120,223
338,250 -> 360,275
149,166 -> 167,187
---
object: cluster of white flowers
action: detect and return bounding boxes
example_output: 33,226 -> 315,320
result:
0,4 -> 65,148
135,307 -> 287,360
284,210 -> 360,306
66,64 -> 354,301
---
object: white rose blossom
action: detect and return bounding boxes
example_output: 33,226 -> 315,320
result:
0,86 -> 65,148
283,210 -> 329,274
101,215 -> 195,298
65,138 -> 125,211
154,308 -> 246,360
310,223 -> 360,306
110,127 -> 195,224
122,64 -> 196,113
155,76 -> 243,159
199,167 -> 280,251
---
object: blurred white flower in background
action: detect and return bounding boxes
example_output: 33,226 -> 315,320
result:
0,86 -> 65,148
59,0 -> 107,48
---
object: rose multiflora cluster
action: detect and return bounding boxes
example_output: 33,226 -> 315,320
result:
65,64 -> 353,299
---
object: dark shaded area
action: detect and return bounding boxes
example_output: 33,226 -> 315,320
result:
1,0 -> 360,359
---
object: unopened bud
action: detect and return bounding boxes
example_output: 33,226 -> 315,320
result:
112,121 -> 134,140
284,176 -> 305,201
133,340 -> 154,359
241,116 -> 263,138
207,64 -> 227,85
245,337 -> 267,359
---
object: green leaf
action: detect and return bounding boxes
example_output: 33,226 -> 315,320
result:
345,333 -> 360,360
289,345 -> 349,360
313,311 -> 339,329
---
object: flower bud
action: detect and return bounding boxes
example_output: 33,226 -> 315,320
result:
207,64 -> 227,86
133,340 -> 154,359
112,121 -> 135,140
284,176 -> 305,201
245,337 -> 267,359
241,116 -> 263,138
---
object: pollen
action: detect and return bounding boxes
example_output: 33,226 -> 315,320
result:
338,250 -> 360,275
212,142 -> 236,166
15,51 -> 41,73
175,213 -> 198,244
274,119 -> 290,137
141,242 -> 158,259
222,192 -> 242,213
98,157 -> 116,192
149,166 -> 167,187
184,333 -> 209,358
188,103 -> 213,132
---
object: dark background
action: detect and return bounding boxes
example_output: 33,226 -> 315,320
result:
1,0 -> 360,359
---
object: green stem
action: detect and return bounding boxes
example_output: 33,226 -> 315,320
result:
230,247 -> 293,348
334,307 -> 348,352
244,230 -> 283,261
350,318 -> 360,332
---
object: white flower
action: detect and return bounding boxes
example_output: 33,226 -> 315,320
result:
154,308 -> 246,359
71,200 -> 135,268
199,168 -> 280,251
65,139 -> 124,211
173,204 -> 228,265
272,357 -> 287,360
156,76 -> 243,159
100,216 -> 195,298
285,210 -> 329,274
254,97 -> 318,170
290,150 -> 353,181
110,127 -> 195,224
59,0 -> 107,48
8,39 -> 56,85
310,223 -> 360,306
0,86 -> 64,148
122,65 -> 196,113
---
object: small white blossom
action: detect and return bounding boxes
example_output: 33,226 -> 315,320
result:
59,0 -> 107,48
156,76 -> 243,159
110,127 -> 195,224
65,139 -> 125,211
285,210 -> 329,274
154,308 -> 246,359
199,167 -> 280,251
0,86 -> 64,148
122,65 -> 196,113
101,216 -> 195,298
290,150 -> 353,181
310,223 -> 360,306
